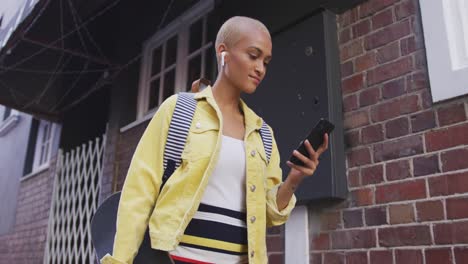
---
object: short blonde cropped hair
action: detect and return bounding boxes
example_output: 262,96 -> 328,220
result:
215,16 -> 270,49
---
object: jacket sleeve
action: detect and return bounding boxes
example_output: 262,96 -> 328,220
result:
100,95 -> 178,264
264,126 -> 297,227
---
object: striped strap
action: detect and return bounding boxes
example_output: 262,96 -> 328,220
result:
161,93 -> 273,189
259,121 -> 272,164
162,93 -> 197,188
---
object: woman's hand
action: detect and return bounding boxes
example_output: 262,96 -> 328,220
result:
286,133 -> 329,181
276,133 -> 329,211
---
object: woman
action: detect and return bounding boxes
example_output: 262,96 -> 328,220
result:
101,16 -> 328,264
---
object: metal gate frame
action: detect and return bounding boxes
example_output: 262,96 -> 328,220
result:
43,134 -> 106,264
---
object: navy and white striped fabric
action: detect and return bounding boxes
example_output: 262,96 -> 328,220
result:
259,122 -> 272,164
161,93 -> 197,188
161,92 -> 274,188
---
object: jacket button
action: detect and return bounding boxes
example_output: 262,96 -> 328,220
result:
250,150 -> 256,157
195,122 -> 201,129
250,251 -> 255,258
250,185 -> 256,192
250,216 -> 256,223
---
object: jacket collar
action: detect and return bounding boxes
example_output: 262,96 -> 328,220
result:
194,86 -> 263,131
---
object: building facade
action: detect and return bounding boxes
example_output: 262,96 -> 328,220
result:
0,0 -> 467,263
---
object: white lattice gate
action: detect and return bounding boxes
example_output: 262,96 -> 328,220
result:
44,135 -> 106,264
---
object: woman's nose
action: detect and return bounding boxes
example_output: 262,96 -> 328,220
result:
255,62 -> 265,77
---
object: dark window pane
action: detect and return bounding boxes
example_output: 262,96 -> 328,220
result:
23,119 -> 39,176
206,13 -> 217,44
165,35 -> 178,67
189,19 -> 203,53
41,143 -> 49,165
3,107 -> 11,120
204,52 -> 215,80
149,78 -> 160,109
42,123 -> 50,142
163,70 -> 175,101
151,46 -> 162,76
186,55 -> 201,91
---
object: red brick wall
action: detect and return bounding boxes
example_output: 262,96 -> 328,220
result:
100,123 -> 123,202
0,162 -> 55,264
267,225 -> 286,263
310,0 -> 468,263
115,122 -> 148,191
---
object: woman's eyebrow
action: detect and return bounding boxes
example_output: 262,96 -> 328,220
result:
248,46 -> 262,53
248,46 -> 272,59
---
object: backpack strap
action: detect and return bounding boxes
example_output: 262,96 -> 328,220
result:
259,121 -> 272,164
161,93 -> 197,189
161,93 -> 273,189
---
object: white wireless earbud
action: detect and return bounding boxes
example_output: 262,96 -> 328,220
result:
221,51 -> 226,67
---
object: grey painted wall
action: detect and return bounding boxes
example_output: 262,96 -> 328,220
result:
0,106 -> 32,235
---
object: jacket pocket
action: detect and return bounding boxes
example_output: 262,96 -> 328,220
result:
183,120 -> 219,161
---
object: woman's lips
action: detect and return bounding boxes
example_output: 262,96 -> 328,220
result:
249,76 -> 260,85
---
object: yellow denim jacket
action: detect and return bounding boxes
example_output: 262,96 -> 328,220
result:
101,86 -> 296,264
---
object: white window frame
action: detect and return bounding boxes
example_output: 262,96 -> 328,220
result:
145,33 -> 179,110
419,0 -> 468,102
0,108 -> 20,136
137,0 -> 215,119
32,120 -> 58,172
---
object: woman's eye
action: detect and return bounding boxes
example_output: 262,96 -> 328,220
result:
249,54 -> 258,59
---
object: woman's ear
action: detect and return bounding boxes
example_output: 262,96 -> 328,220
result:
221,51 -> 227,67
217,43 -> 228,67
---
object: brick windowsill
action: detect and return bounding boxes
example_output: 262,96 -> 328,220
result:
120,107 -> 157,133
21,165 -> 50,182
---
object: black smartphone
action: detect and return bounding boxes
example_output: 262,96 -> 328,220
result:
289,118 -> 335,166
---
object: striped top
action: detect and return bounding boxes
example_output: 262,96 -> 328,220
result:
169,135 -> 249,264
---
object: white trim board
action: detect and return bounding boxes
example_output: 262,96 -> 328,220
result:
285,206 -> 309,263
419,0 -> 468,102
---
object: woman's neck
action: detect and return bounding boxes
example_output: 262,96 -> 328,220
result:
211,78 -> 242,114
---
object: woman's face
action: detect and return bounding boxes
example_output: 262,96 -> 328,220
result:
223,28 -> 272,94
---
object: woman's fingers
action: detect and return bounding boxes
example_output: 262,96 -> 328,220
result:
304,140 -> 319,162
286,160 -> 316,175
288,133 -> 331,177
316,133 -> 329,156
